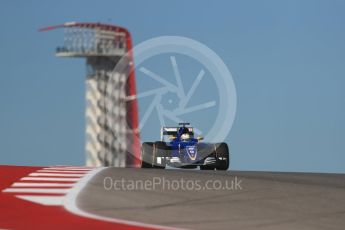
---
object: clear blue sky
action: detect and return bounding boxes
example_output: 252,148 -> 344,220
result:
0,0 -> 344,173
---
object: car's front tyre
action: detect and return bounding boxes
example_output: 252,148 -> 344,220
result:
215,142 -> 230,170
153,141 -> 167,169
141,142 -> 154,168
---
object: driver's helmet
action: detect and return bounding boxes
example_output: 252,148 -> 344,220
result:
179,127 -> 190,140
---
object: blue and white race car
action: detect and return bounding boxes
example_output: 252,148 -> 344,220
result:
141,123 -> 229,170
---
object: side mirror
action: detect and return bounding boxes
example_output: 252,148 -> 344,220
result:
197,136 -> 204,141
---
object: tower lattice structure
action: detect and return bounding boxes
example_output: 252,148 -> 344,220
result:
41,22 -> 141,167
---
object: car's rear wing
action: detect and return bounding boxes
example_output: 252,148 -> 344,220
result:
160,127 -> 194,141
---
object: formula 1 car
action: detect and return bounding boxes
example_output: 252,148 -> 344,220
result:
141,123 -> 229,170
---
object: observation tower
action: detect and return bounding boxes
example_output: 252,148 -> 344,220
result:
40,22 -> 140,167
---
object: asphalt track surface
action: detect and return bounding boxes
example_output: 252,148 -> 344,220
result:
78,168 -> 345,230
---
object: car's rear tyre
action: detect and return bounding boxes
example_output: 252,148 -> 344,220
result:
215,142 -> 230,170
141,142 -> 154,168
153,141 -> 167,169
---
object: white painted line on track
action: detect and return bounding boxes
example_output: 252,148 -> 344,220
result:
54,166 -> 93,168
12,182 -> 75,187
43,167 -> 92,171
64,167 -> 184,230
29,173 -> 84,177
16,195 -> 64,205
3,188 -> 70,194
37,170 -> 89,173
21,177 -> 80,182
